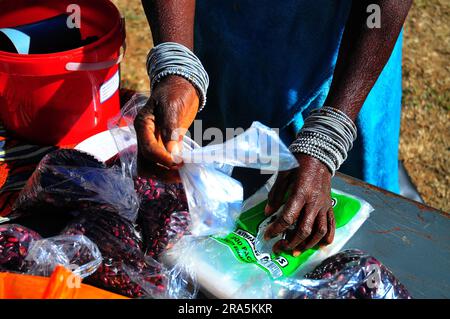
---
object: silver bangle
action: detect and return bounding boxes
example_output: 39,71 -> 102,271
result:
146,42 -> 209,112
292,138 -> 345,166
289,107 -> 357,176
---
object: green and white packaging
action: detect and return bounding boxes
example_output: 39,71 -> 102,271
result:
164,180 -> 373,299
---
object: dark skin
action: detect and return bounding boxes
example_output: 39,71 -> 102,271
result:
135,0 -> 197,182
138,0 -> 412,255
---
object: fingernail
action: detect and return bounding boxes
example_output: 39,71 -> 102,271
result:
172,154 -> 183,165
264,204 -> 271,216
293,250 -> 302,257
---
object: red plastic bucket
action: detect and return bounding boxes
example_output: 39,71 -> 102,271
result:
0,0 -> 125,146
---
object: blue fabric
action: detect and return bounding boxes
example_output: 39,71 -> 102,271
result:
339,32 -> 403,193
194,0 -> 402,193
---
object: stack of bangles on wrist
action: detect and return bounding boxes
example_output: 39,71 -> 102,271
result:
289,107 -> 357,176
146,42 -> 209,112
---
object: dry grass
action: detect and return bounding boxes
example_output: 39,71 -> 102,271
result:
401,0 -> 449,212
113,0 -> 449,211
112,0 -> 152,91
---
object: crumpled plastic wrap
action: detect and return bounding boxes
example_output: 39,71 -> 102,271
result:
274,249 -> 412,299
12,149 -> 139,222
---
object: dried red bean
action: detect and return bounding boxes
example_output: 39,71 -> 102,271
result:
0,224 -> 42,272
61,210 -> 166,298
134,176 -> 191,258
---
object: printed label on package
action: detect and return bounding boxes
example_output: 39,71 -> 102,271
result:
213,192 -> 361,278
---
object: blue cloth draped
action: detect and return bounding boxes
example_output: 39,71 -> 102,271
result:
194,0 -> 402,193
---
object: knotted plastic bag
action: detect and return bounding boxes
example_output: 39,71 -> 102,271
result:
0,223 -> 102,279
25,234 -> 102,279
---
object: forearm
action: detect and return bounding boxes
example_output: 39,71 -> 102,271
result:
325,0 -> 412,121
141,0 -> 196,49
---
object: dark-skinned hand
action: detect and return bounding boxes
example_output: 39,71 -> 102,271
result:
264,154 -> 335,256
134,75 -> 199,183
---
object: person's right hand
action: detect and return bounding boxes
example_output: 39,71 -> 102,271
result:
134,75 -> 199,179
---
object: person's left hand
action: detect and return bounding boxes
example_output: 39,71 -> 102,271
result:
264,154 -> 335,256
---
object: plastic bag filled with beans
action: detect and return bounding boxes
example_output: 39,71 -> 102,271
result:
274,249 -> 412,299
61,209 -> 197,299
107,146 -> 192,259
24,234 -> 102,278
134,176 -> 190,259
0,224 -> 102,279
0,224 -> 42,273
12,149 -> 139,222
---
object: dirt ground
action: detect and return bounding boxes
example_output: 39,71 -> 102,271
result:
400,0 -> 449,212
113,0 -> 449,212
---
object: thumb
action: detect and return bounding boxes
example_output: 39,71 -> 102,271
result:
167,140 -> 183,165
134,104 -> 177,168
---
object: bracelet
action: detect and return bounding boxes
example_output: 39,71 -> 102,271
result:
289,107 -> 357,176
146,42 -> 209,112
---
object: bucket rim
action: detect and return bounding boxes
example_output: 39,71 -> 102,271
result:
0,0 -> 123,61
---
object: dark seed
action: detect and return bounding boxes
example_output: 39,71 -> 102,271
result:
0,224 -> 42,273
134,176 -> 191,259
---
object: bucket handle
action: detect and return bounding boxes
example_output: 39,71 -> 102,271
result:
65,40 -> 126,72
65,18 -> 127,72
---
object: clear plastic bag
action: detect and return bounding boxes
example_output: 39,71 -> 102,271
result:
108,93 -> 299,237
134,176 -> 191,259
164,239 -> 411,299
161,236 -> 274,299
12,149 -> 139,222
25,234 -> 102,279
252,187 -> 373,277
0,224 -> 102,279
61,209 -> 196,299
163,177 -> 374,298
274,249 -> 412,299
